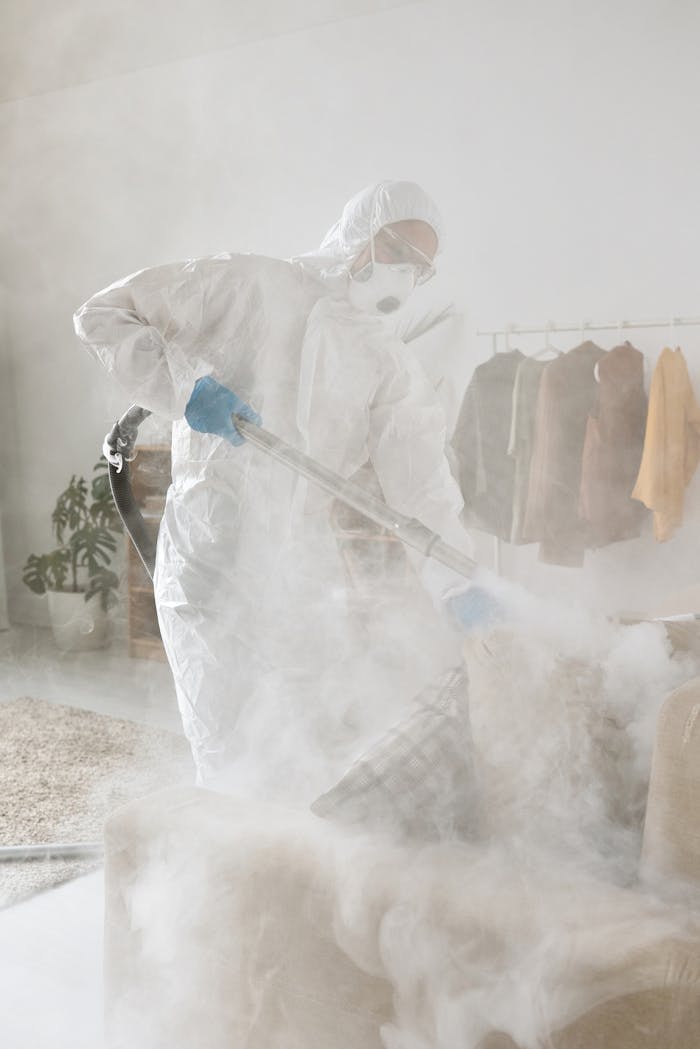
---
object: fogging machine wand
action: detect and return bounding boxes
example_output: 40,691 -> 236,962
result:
108,405 -> 478,584
234,415 -> 478,581
0,404 -> 476,864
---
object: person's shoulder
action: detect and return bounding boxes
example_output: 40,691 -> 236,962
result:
190,252 -> 298,277
183,253 -> 312,302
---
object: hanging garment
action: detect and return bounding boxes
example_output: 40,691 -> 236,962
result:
579,342 -> 648,546
451,349 -> 525,542
523,341 -> 607,566
631,347 -> 700,542
507,355 -> 548,544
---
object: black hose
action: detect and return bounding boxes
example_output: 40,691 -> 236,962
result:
106,402 -> 159,585
108,458 -> 157,581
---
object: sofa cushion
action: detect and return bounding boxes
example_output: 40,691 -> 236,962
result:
641,676 -> 700,886
310,666 -> 479,841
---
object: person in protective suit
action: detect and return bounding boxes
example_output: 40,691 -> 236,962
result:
74,180 -> 477,797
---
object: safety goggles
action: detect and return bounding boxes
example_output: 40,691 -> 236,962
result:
373,225 -> 437,285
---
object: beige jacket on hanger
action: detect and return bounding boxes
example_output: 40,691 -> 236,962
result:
632,347 -> 700,541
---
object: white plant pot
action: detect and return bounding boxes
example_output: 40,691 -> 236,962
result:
47,590 -> 110,652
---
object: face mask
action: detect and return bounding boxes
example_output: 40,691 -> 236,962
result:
347,262 -> 417,316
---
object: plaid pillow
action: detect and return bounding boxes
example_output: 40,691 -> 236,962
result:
311,667 -> 479,842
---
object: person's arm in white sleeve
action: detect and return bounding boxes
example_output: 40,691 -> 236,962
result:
367,342 -> 474,604
73,259 -> 214,420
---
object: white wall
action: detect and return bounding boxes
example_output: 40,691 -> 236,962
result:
0,0 -> 414,102
0,287 -> 12,628
1,0 -> 699,624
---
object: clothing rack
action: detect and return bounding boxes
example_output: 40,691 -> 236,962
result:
477,316 -> 700,344
474,315 -> 700,574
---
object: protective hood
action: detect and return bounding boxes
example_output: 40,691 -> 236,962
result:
293,180 -> 443,285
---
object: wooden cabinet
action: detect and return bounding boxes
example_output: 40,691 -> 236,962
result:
126,445 -> 171,661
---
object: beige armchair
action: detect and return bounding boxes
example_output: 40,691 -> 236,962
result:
104,677 -> 700,1049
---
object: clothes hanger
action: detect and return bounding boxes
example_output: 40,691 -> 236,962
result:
531,320 -> 563,359
669,315 -> 680,352
596,320 -> 625,388
499,322 -> 523,356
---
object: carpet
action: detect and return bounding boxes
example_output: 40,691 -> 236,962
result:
0,697 -> 193,908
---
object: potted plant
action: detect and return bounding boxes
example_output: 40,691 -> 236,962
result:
22,459 -> 123,651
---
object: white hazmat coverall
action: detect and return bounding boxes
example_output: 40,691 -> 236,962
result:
74,181 -> 472,796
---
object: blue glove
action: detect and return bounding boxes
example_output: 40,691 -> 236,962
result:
446,585 -> 505,633
185,376 -> 262,447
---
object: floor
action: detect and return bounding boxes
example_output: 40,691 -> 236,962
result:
0,624 -> 184,1048
1,870 -> 104,1048
0,623 -> 181,731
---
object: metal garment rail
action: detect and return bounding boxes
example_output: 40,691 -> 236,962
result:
476,315 -> 700,339
475,314 -> 700,574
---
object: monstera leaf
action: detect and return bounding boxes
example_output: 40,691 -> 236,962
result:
22,549 -> 71,594
84,567 -> 120,611
52,475 -> 89,544
71,525 -> 118,575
